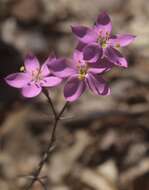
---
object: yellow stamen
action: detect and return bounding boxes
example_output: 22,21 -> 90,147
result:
101,41 -> 107,48
78,68 -> 86,80
20,66 -> 25,72
97,33 -> 107,48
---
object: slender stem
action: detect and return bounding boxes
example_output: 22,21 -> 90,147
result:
43,88 -> 57,119
24,95 -> 69,190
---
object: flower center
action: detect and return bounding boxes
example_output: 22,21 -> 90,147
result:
101,39 -> 107,48
32,69 -> 43,83
77,64 -> 88,80
78,68 -> 87,80
97,31 -> 110,48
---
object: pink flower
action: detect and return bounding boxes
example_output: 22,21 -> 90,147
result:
5,54 -> 62,98
64,49 -> 111,102
72,12 -> 136,68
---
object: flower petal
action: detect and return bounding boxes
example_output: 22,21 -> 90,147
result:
76,42 -> 86,51
88,58 -> 113,74
83,43 -> 102,62
5,73 -> 31,88
24,54 -> 40,73
41,76 -> 62,87
71,25 -> 98,44
109,34 -> 136,47
86,73 -> 110,96
64,76 -> 86,102
21,84 -> 42,98
41,62 -> 50,76
95,11 -> 112,36
48,58 -> 75,78
73,49 -> 84,63
105,47 -> 128,68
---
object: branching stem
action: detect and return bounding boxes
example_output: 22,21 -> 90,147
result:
24,89 -> 69,190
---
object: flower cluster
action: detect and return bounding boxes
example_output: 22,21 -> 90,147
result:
5,12 -> 135,102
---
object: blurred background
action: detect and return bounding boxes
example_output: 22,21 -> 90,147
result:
0,0 -> 149,189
